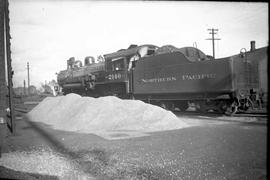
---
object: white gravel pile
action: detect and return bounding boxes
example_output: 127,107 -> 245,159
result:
27,93 -> 188,134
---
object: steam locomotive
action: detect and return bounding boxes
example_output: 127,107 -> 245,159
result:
57,41 -> 268,114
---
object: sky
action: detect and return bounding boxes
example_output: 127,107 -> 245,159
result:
9,0 -> 268,88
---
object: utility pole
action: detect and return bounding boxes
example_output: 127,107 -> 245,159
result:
27,62 -> 30,94
23,80 -> 26,95
0,0 -> 15,136
206,28 -> 221,59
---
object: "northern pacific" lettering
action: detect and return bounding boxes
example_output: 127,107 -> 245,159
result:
182,74 -> 216,80
142,77 -> 177,83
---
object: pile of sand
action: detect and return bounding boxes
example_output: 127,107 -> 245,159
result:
27,93 -> 188,134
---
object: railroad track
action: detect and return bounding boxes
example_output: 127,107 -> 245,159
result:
173,111 -> 267,126
173,109 -> 268,118
14,107 -> 30,113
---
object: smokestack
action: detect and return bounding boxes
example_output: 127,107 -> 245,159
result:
250,41 -> 256,51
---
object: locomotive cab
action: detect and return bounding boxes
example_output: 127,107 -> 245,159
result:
105,57 -> 127,81
102,44 -> 158,98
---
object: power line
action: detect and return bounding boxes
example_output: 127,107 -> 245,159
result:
206,28 -> 221,59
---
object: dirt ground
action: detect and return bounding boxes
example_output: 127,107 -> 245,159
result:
0,97 -> 267,180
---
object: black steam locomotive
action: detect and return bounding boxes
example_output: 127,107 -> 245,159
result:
57,41 -> 268,114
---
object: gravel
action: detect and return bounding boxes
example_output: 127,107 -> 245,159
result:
27,94 -> 189,135
0,146 -> 93,179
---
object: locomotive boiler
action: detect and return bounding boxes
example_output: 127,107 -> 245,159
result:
57,56 -> 106,96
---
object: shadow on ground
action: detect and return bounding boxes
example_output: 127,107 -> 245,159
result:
0,166 -> 59,180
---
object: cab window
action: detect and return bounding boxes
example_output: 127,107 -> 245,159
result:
111,58 -> 125,71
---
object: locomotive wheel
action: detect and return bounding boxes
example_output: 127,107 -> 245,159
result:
159,101 -> 174,110
160,102 -> 167,109
217,101 -> 228,114
225,102 -> 238,115
196,101 -> 208,113
198,105 -> 207,113
63,89 -> 70,95
238,98 -> 253,112
225,106 -> 238,115
175,101 -> 189,111
218,100 -> 238,115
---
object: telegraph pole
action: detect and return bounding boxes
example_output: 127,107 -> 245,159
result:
206,28 -> 221,59
23,80 -> 26,95
27,62 -> 30,94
